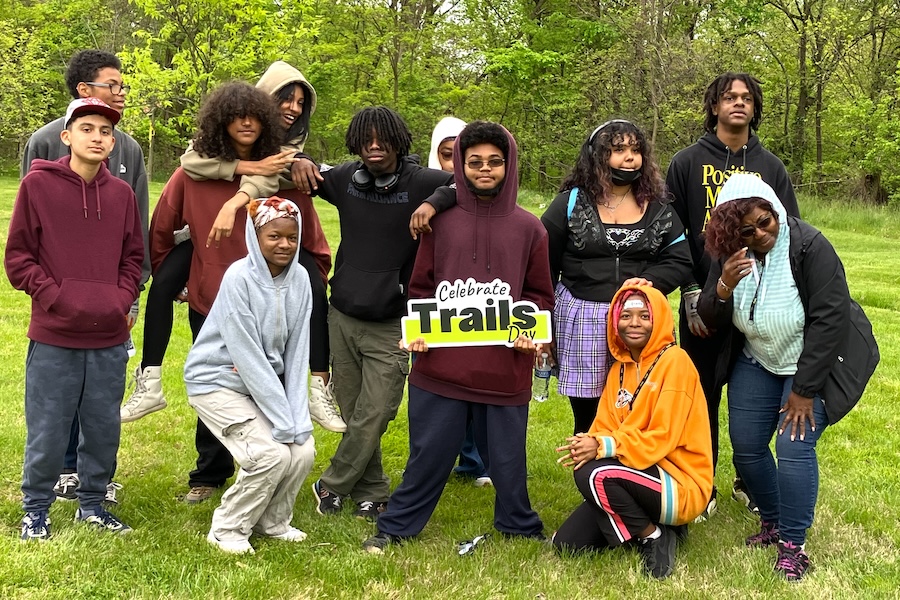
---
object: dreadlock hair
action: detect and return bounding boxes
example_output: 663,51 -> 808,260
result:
274,82 -> 313,145
703,72 -> 764,133
457,120 -> 509,159
704,196 -> 777,259
193,81 -> 282,162
65,50 -> 122,99
560,120 -> 666,210
345,106 -> 412,157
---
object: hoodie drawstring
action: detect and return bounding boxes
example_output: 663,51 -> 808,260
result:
471,201 -> 494,273
95,183 -> 101,220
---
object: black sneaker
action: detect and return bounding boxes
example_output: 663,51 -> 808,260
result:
20,510 -> 51,541
75,507 -> 132,535
774,540 -> 811,582
362,531 -> 399,554
354,500 -> 387,522
54,472 -> 79,501
638,525 -> 676,579
732,478 -> 760,514
312,480 -> 343,515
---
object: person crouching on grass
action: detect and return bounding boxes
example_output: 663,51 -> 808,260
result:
184,197 -> 315,555
552,286 -> 713,579
6,97 -> 144,540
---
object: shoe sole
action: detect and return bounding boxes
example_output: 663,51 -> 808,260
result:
121,400 -> 168,424
311,416 -> 347,433
54,494 -> 77,501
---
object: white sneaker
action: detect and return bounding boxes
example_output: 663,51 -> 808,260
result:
207,531 -> 254,554
309,375 -> 347,433
474,476 -> 493,488
121,366 -> 167,423
267,526 -> 307,542
104,482 -> 123,505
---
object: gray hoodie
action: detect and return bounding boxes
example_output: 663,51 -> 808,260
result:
183,214 -> 313,444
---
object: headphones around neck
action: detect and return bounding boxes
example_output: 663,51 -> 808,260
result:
351,162 -> 402,194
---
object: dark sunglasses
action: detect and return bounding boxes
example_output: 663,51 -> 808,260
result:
465,158 -> 505,170
739,213 -> 776,239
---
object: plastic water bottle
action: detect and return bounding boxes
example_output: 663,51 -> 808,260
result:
532,353 -> 551,402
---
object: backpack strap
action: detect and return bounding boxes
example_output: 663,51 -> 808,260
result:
567,187 -> 579,219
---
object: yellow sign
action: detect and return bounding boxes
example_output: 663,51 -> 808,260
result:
400,278 -> 552,348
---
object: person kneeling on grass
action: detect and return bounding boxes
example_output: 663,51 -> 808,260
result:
184,197 -> 315,555
552,285 -> 713,579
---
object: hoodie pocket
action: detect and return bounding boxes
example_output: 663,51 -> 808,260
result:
330,263 -> 406,320
51,278 -> 127,335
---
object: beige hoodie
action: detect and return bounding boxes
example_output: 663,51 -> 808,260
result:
180,61 -> 318,198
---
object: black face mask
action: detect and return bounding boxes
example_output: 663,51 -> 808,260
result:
610,167 -> 642,186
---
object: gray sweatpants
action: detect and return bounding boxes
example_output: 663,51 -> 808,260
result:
189,388 -> 316,542
22,341 -> 127,512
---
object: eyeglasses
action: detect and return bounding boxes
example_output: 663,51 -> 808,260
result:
85,82 -> 130,95
720,93 -> 753,105
739,213 -> 775,239
465,158 -> 505,170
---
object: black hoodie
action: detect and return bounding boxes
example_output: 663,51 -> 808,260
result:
666,132 -> 799,287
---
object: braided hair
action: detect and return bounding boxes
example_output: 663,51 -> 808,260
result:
703,73 -> 764,133
345,106 -> 412,157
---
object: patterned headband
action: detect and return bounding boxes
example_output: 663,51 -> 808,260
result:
247,196 -> 300,230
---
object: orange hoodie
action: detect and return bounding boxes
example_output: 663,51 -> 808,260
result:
587,285 -> 713,525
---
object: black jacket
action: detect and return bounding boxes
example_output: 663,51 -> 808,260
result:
540,189 -> 692,302
666,132 -> 799,289
314,156 -> 454,321
698,217 -> 878,423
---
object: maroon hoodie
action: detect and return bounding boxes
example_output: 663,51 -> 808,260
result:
5,156 -> 144,348
407,125 -> 554,405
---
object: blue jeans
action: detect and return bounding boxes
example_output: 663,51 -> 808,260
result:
728,353 -> 829,544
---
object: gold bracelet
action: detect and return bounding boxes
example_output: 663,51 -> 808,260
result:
717,277 -> 733,293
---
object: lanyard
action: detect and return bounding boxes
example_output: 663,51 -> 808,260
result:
615,342 -> 676,410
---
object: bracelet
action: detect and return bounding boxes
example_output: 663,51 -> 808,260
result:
717,277 -> 733,293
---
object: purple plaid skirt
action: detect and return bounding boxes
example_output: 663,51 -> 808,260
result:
553,283 -> 611,398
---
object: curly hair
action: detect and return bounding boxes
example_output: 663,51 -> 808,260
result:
193,82 -> 282,162
345,106 -> 412,157
274,82 -> 312,144
703,72 -> 764,133
560,120 -> 666,210
65,50 -> 122,99
704,197 -> 777,259
457,121 -> 509,159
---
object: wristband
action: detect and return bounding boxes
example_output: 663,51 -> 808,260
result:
717,278 -> 733,293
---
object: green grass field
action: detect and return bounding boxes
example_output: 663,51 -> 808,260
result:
0,177 -> 897,599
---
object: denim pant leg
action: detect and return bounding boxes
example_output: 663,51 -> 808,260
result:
776,388 -> 828,545
23,342 -> 82,511
727,354 -> 783,524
